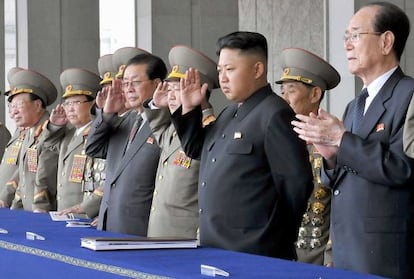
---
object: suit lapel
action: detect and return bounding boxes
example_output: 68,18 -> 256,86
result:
110,111 -> 137,164
162,125 -> 181,159
111,122 -> 152,183
64,131 -> 83,160
333,68 -> 405,187
356,68 -> 404,139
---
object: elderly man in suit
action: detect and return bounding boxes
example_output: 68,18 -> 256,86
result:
171,31 -> 314,260
292,2 -> 414,278
86,52 -> 170,236
6,69 -> 59,212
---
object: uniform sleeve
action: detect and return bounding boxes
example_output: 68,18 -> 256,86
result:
40,123 -> 67,153
80,190 -> 103,219
33,143 -> 59,211
0,169 -> 19,206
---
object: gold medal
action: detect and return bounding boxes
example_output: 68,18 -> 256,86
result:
311,201 -> 325,215
314,186 -> 328,199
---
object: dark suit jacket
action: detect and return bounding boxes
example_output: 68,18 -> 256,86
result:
172,84 -> 313,259
323,68 -> 414,278
86,109 -> 170,236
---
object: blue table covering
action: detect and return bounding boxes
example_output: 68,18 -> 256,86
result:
0,209 -> 384,278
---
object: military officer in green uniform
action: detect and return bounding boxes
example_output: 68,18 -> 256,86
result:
276,47 -> 340,266
41,68 -> 104,218
6,68 -> 58,212
0,68 -> 27,208
95,54 -> 117,109
147,45 -> 218,238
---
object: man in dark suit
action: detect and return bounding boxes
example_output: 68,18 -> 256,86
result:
86,53 -> 170,236
292,2 -> 414,278
171,31 -> 314,260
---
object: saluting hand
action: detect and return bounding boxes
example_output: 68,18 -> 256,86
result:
153,81 -> 169,108
103,79 -> 126,114
95,89 -> 107,108
180,68 -> 209,114
50,104 -> 68,126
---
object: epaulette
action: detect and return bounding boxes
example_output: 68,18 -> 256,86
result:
83,126 -> 91,136
34,120 -> 48,138
202,115 -> 216,127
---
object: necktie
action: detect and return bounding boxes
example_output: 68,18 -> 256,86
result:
125,114 -> 142,151
353,88 -> 369,132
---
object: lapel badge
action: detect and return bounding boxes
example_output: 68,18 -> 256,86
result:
233,132 -> 242,139
146,137 -> 154,144
375,123 -> 385,132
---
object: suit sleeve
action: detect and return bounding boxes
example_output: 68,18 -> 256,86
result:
337,89 -> 414,187
265,108 -> 314,239
85,108 -> 119,159
171,106 -> 205,160
337,128 -> 413,187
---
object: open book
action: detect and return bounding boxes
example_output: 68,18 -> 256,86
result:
81,236 -> 198,251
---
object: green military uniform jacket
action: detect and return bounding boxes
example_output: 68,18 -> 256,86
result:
0,128 -> 27,206
42,122 -> 105,218
295,145 -> 332,265
147,122 -> 200,238
11,112 -> 59,211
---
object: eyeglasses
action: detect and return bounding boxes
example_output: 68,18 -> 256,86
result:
9,100 -> 32,110
167,85 -> 180,92
121,80 -> 150,89
62,100 -> 90,107
343,31 -> 382,43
